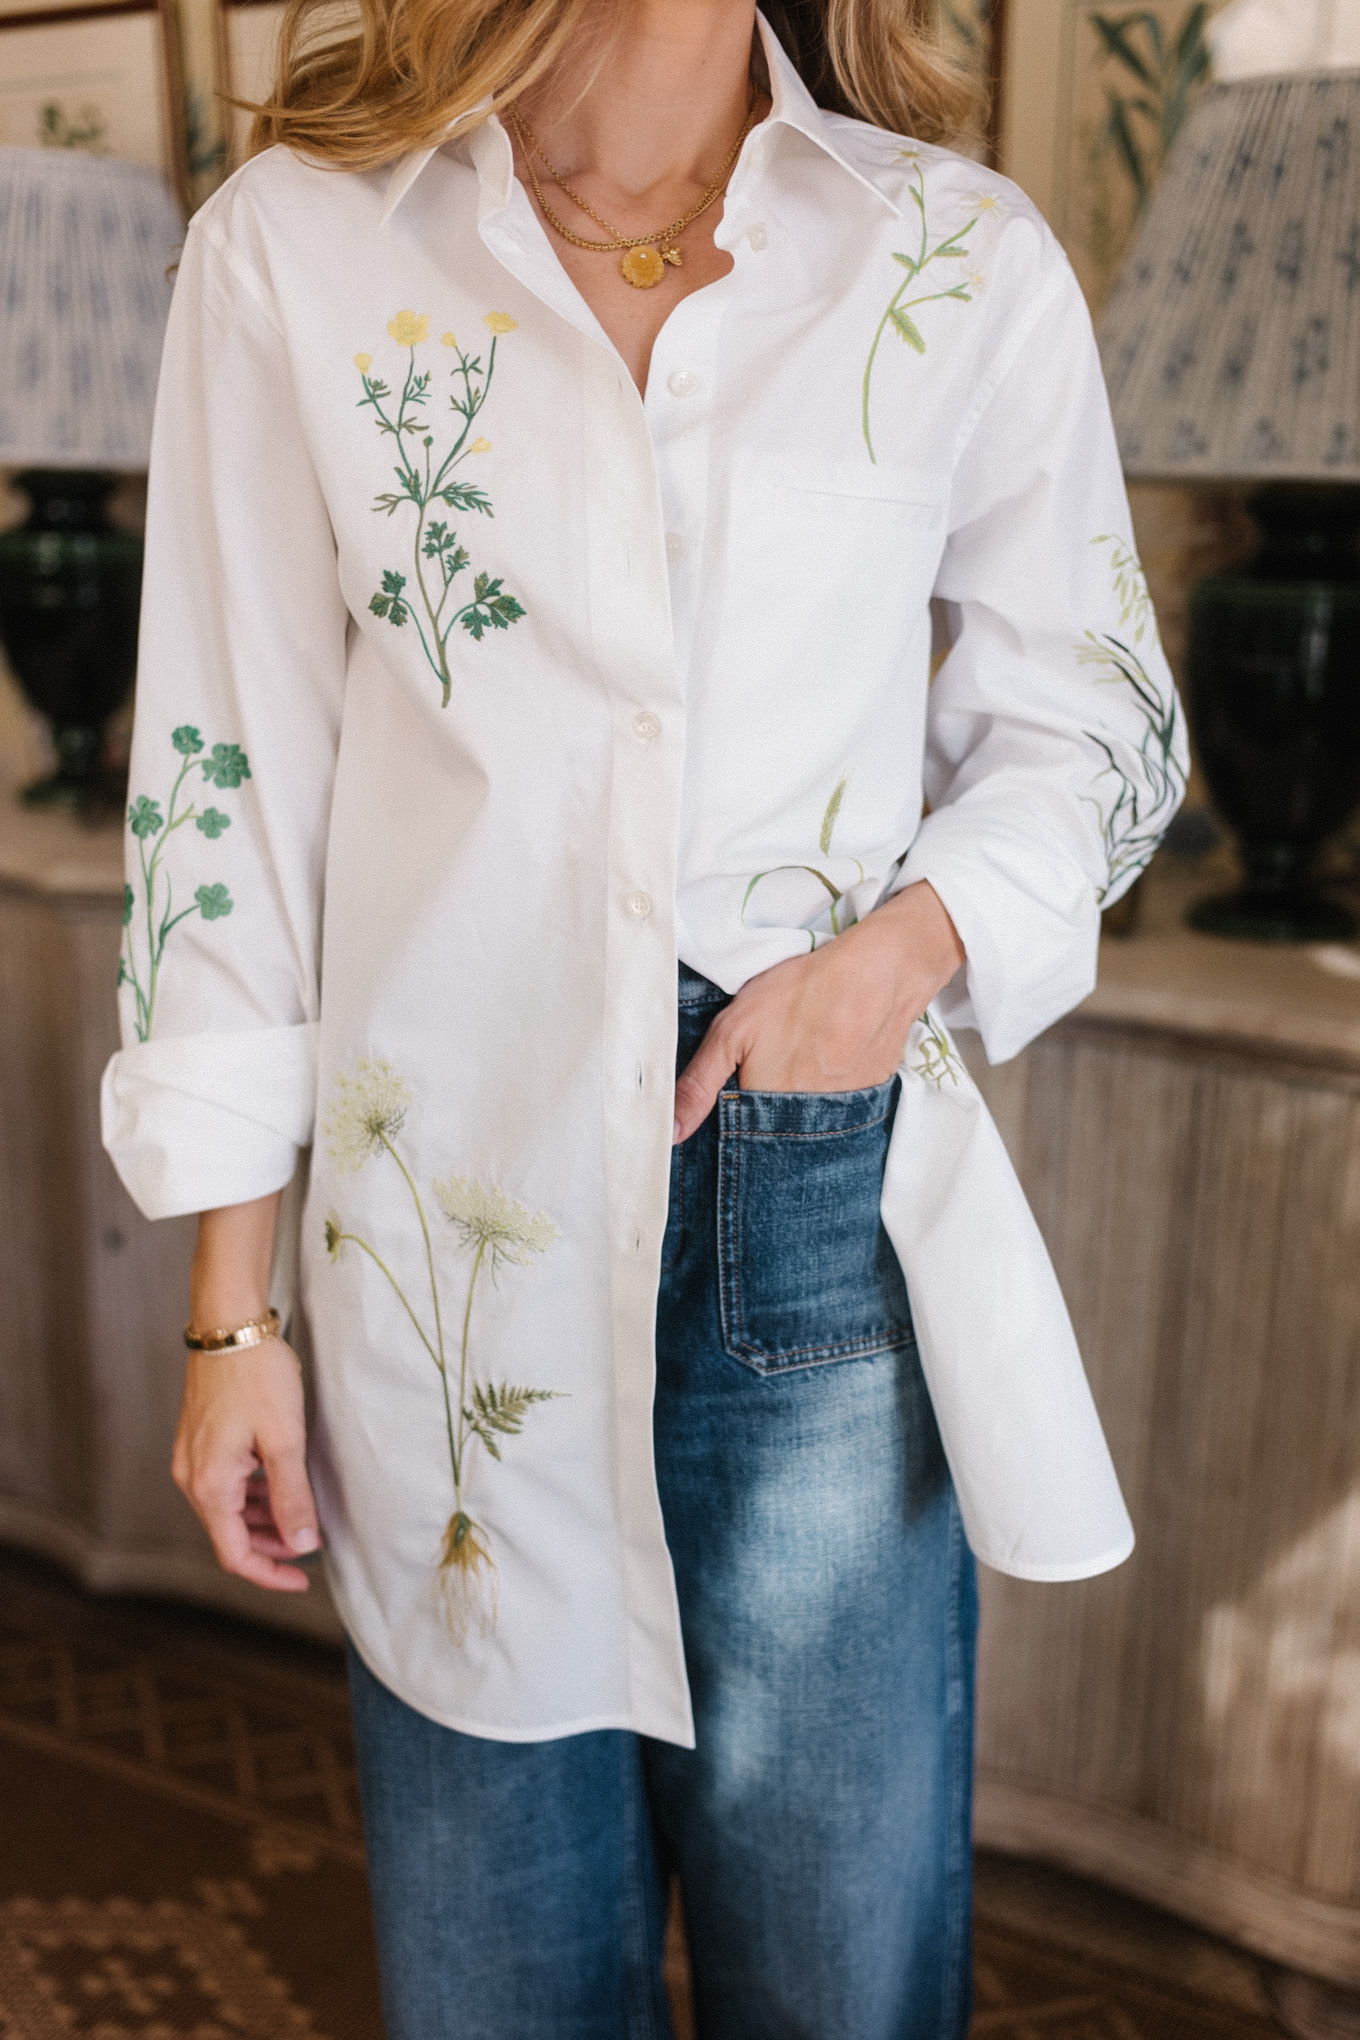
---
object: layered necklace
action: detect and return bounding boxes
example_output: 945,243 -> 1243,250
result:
508,99 -> 761,290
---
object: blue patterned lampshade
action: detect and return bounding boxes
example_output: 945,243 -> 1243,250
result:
1097,69 -> 1360,481
0,147 -> 183,472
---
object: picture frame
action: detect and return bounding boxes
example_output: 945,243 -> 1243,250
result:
1000,0 -> 1223,306
0,0 -> 188,210
217,0 -> 281,174
936,0 -> 1007,164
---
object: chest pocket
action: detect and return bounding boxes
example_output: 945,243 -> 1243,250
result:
717,454 -> 949,719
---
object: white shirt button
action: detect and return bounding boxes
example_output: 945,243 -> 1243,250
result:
632,710 -> 661,742
626,890 -> 653,920
665,532 -> 685,562
667,369 -> 699,398
748,222 -> 769,251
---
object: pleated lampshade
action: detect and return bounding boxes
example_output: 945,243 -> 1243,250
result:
1097,69 -> 1360,482
0,147 -> 183,472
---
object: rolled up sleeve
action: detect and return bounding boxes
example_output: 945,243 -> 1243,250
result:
102,202 -> 348,1218
899,256 -> 1188,1063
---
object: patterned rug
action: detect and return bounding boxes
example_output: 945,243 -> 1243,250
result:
0,1548 -> 1292,2040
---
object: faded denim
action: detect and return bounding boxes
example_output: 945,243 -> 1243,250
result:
348,966 -> 977,2040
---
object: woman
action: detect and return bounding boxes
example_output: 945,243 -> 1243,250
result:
102,1 -> 1186,2032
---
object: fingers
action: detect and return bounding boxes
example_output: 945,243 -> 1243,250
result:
673,1005 -> 742,1144
258,1428 -> 322,1560
172,1343 -> 319,1593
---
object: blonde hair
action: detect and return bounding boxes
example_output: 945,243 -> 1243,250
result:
249,0 -> 973,169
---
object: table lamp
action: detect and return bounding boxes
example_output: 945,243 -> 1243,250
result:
1098,69 -> 1360,941
0,147 -> 181,809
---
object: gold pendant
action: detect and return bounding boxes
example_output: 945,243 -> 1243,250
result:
621,246 -> 666,289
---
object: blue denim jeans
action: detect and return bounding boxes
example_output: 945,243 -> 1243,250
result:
349,966 -> 978,2040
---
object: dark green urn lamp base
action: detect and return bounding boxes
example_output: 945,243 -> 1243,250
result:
1187,487 -> 1360,944
0,468 -> 143,813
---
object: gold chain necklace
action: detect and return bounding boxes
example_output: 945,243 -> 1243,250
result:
508,102 -> 760,289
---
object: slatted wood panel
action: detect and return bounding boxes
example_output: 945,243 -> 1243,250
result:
971,1019 -> 1360,1979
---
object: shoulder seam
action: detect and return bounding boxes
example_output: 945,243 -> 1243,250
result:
949,260 -> 1071,467
192,213 -> 285,338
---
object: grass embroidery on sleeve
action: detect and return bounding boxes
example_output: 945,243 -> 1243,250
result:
910,1009 -> 964,1087
323,1061 -> 563,1641
356,310 -> 526,706
1078,535 -> 1186,900
862,159 -> 986,463
741,777 -> 866,950
118,724 -> 250,1041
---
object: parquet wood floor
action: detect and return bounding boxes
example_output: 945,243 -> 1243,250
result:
0,1549 -> 1308,2038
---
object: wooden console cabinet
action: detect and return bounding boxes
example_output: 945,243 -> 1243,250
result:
970,865 -> 1360,1987
0,785 -> 340,1642
3,764 -> 1359,1983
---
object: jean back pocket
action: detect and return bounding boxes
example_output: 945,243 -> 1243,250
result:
717,1078 -> 915,1374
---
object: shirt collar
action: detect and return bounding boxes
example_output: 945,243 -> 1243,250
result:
379,10 -> 902,227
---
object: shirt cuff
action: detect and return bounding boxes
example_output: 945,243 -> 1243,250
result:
101,1023 -> 319,1219
898,813 -> 1100,1063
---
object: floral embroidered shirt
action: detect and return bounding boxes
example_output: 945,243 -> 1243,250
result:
102,17 -> 1186,1745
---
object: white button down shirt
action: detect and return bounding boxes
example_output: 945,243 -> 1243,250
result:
102,18 -> 1187,1744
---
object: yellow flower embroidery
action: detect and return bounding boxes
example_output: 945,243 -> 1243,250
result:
483,312 -> 517,335
358,309 -> 525,703
354,352 -> 371,373
387,310 -> 430,346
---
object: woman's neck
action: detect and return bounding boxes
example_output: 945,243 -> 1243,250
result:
516,0 -> 760,204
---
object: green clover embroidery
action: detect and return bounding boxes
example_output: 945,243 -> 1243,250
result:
128,796 -> 163,839
195,882 -> 233,920
201,743 -> 252,789
119,727 -> 250,1041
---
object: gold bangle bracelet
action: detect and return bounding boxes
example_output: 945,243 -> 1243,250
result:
183,1307 -> 282,1353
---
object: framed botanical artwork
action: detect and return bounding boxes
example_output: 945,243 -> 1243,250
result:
216,0 -> 280,173
935,0 -> 1006,162
0,0 -> 188,206
1001,0 -> 1224,306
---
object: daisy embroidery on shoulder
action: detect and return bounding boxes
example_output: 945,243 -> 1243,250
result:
862,161 -> 982,462
354,308 -> 526,706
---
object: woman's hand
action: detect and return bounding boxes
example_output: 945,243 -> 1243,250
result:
174,1187 -> 321,1592
173,1341 -> 320,1591
673,880 -> 964,1142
